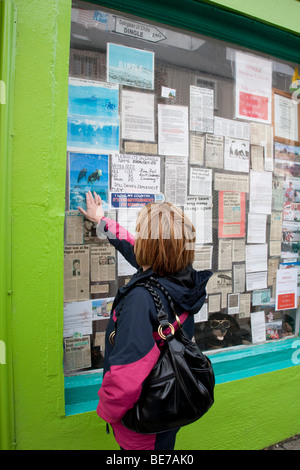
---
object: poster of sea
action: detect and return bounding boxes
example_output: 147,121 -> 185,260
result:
67,78 -> 120,153
69,153 -> 109,211
107,43 -> 154,90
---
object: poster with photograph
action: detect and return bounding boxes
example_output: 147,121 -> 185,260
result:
274,142 -> 300,178
64,245 -> 90,302
69,153 -> 109,211
107,43 -> 154,90
67,78 -> 120,153
224,137 -> 250,173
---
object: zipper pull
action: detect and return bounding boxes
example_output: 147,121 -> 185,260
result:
106,422 -> 110,434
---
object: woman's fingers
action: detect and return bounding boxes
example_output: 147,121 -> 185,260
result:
77,206 -> 88,218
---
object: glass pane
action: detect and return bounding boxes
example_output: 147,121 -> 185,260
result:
63,0 -> 300,375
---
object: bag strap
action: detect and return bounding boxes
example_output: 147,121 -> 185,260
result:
109,278 -> 178,345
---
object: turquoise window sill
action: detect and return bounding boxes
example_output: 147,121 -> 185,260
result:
64,337 -> 299,416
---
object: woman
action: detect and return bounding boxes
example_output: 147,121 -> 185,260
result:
78,191 -> 212,451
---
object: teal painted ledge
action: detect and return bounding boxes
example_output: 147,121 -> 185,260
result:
64,337 -> 300,416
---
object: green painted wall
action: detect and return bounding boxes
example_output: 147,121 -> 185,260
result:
202,0 -> 300,35
2,0 -> 300,450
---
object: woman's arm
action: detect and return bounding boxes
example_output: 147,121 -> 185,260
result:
78,191 -> 139,268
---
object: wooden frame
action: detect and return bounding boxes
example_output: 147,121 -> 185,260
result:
272,88 -> 300,146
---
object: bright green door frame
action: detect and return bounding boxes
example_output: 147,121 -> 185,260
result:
0,0 -> 16,451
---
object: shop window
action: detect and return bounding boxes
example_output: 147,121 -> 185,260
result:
63,0 -> 300,378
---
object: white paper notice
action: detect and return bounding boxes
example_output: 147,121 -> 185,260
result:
64,300 -> 92,338
184,196 -> 212,244
214,116 -> 250,140
194,302 -> 208,323
251,311 -> 266,343
189,167 -> 212,197
246,272 -> 268,291
274,93 -> 299,142
111,153 -> 160,193
190,86 -> 214,133
158,104 -> 189,157
246,243 -> 268,273
235,51 -> 272,124
249,170 -> 272,214
164,157 -> 187,205
275,267 -> 298,310
121,90 -> 155,142
247,213 -> 267,244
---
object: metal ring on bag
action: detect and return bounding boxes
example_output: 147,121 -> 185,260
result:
109,331 -> 116,345
158,323 -> 175,340
175,314 -> 182,329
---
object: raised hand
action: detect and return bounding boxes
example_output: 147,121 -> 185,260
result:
77,191 -> 104,224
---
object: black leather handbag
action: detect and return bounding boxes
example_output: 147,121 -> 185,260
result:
118,279 -> 215,434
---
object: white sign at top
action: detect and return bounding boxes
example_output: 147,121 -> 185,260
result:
114,17 -> 166,43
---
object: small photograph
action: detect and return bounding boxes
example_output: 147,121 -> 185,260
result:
69,153 -> 109,211
92,298 -> 114,320
107,43 -> 154,90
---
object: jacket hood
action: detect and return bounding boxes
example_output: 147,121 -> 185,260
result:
158,266 -> 212,314
119,265 -> 212,316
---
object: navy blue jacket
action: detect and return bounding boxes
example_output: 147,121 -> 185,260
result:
96,217 -> 212,450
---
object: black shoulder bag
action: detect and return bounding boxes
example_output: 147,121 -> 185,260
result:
110,278 -> 215,434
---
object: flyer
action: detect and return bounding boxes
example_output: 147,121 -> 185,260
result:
251,311 -> 266,343
164,157 -> 187,206
245,243 -> 268,273
250,122 -> 273,171
190,86 -> 214,133
111,153 -> 160,194
158,104 -> 189,157
121,90 -> 155,142
218,191 -> 245,238
107,43 -> 154,90
205,134 -> 224,169
110,193 -> 156,208
275,267 -> 298,310
64,336 -> 91,372
63,300 -> 93,338
247,213 -> 267,244
65,211 -> 84,245
189,167 -> 212,197
91,244 -> 116,282
235,51 -> 272,123
214,116 -> 250,140
184,196 -> 212,244
67,78 -> 120,153
189,133 -> 205,165
249,170 -> 272,214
